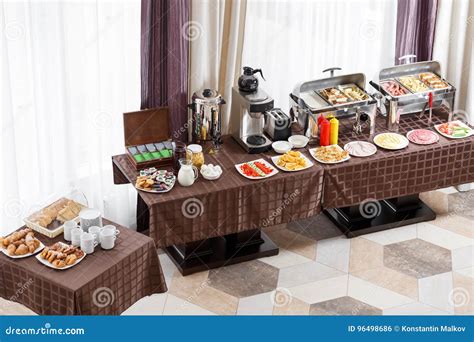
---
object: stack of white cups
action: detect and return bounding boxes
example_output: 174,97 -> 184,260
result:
89,225 -> 120,250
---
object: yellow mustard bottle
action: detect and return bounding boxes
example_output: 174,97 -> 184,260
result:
330,117 -> 339,145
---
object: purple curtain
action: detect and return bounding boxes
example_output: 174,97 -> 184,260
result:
395,0 -> 439,64
141,0 -> 189,141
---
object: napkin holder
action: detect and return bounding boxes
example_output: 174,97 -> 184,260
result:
123,107 -> 173,170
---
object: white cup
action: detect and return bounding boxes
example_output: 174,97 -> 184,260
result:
79,208 -> 102,233
80,232 -> 98,254
88,226 -> 102,244
100,228 -> 117,250
71,227 -> 83,247
102,225 -> 120,236
63,220 -> 77,242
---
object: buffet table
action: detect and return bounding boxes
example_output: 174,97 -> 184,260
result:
113,137 -> 324,274
319,109 -> 474,236
0,219 -> 167,315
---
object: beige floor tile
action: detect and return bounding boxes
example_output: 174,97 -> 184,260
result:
363,224 -> 417,246
163,294 -> 215,315
419,272 -> 454,313
316,236 -> 351,272
417,222 -> 473,250
272,294 -> 310,315
430,214 -> 474,239
262,223 -> 287,234
452,273 -> 474,315
0,298 -> 36,315
237,292 -> 274,315
348,276 -> 414,309
420,191 -> 450,214
452,245 -> 474,270
351,266 -> 418,300
278,261 -> 345,288
455,267 -> 474,278
349,238 -> 384,273
289,275 -> 348,304
383,302 -> 452,315
121,293 -> 167,315
266,228 -> 317,260
169,271 -> 238,315
260,249 -> 313,269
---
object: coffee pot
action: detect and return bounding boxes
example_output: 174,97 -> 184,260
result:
238,67 -> 265,93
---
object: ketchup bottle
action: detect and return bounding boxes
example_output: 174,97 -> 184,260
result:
320,118 -> 330,146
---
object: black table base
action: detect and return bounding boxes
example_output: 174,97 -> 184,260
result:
324,194 -> 436,238
165,229 -> 279,276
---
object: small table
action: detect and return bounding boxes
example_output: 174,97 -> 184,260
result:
0,219 -> 167,315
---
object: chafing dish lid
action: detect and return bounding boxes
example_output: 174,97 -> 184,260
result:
292,73 -> 367,95
378,60 -> 442,81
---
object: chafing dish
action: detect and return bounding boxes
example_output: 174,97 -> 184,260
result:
289,68 -> 377,143
370,56 -> 456,131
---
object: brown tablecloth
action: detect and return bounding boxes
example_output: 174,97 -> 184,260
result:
113,137 -> 324,247
0,219 -> 167,315
319,110 -> 474,209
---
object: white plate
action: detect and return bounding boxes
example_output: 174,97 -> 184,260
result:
201,172 -> 222,180
270,154 -> 314,172
373,133 -> 409,150
344,141 -> 377,157
135,176 -> 176,193
235,158 -> 279,180
35,242 -> 86,270
406,129 -> 439,145
308,145 -> 351,164
1,240 -> 44,259
434,120 -> 474,139
288,135 -> 309,148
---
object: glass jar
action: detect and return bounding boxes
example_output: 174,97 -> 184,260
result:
173,141 -> 187,174
186,144 -> 205,170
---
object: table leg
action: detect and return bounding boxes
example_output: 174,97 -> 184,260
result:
165,229 -> 279,276
136,194 -> 149,233
324,194 -> 436,238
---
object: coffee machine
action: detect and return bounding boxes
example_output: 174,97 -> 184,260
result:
230,87 -> 275,153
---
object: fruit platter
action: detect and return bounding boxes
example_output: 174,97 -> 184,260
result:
434,120 -> 473,139
309,145 -> 350,164
235,159 -> 278,180
271,151 -> 313,172
135,168 -> 176,193
406,129 -> 439,145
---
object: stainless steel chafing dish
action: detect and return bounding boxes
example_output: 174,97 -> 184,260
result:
370,55 -> 456,130
289,68 -> 378,142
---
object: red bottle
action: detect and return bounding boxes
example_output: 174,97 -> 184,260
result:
320,118 -> 330,146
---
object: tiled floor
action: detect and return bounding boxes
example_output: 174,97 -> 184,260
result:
1,187 -> 473,316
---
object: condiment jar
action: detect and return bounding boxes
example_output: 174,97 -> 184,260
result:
186,144 -> 205,170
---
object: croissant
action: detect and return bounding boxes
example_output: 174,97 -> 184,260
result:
52,259 -> 66,268
7,244 -> 16,256
41,247 -> 50,258
47,251 -> 58,263
15,244 -> 28,255
66,254 -> 77,265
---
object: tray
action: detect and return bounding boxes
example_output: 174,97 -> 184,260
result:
1,240 -> 44,259
35,242 -> 86,270
270,154 -> 314,172
235,159 -> 278,180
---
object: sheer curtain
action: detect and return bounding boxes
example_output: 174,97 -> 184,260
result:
241,0 -> 397,112
1,0 -> 141,235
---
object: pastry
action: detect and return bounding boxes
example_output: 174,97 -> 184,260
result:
7,244 -> 16,256
66,254 -> 77,265
52,259 -> 66,268
40,242 -> 84,268
15,244 -> 28,255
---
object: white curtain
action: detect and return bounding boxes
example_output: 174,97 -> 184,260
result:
241,0 -> 398,112
189,0 -> 247,133
1,0 -> 141,235
433,0 -> 473,123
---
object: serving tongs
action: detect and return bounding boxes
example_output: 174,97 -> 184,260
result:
418,92 -> 433,126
